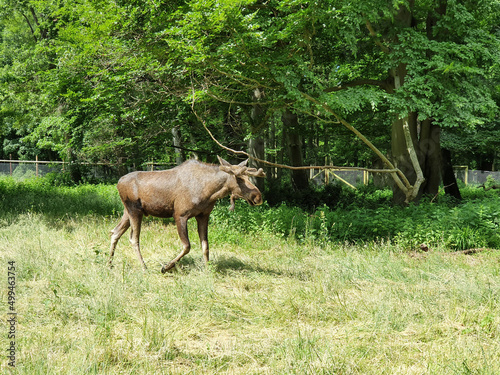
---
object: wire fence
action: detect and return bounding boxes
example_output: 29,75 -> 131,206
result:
0,158 -> 176,182
452,166 -> 500,186
0,158 -> 498,187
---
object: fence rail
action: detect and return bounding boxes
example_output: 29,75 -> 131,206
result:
0,157 -> 60,178
0,158 -> 498,187
0,158 -> 179,180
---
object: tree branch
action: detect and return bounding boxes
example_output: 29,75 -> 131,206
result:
191,87 -> 400,182
365,20 -> 390,53
324,78 -> 392,93
191,85 -> 400,175
30,7 -> 47,40
402,115 -> 425,203
21,12 -> 37,42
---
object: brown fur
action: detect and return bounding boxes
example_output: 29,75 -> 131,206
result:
109,157 -> 265,272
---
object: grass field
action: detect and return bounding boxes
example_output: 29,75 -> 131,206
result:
1,178 -> 499,374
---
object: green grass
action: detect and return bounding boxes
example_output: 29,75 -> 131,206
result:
1,177 -> 499,373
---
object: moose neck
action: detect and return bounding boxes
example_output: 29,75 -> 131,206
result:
207,168 -> 236,202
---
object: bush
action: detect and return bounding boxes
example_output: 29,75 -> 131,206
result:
213,186 -> 500,251
264,180 -> 392,210
1,176 -> 498,251
0,176 -> 122,219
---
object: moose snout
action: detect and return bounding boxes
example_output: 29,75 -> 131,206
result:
249,192 -> 263,206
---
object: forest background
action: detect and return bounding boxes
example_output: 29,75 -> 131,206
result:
0,0 -> 499,204
1,2 -> 500,372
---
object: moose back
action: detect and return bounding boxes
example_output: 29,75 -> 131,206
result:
109,156 -> 265,273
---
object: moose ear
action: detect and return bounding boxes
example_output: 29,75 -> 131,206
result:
238,159 -> 249,168
217,156 -> 231,167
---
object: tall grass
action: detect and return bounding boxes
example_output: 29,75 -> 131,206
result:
1,212 -> 499,374
0,177 -> 499,373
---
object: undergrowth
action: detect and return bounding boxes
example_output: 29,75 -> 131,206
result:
214,187 -> 500,251
1,176 -> 498,250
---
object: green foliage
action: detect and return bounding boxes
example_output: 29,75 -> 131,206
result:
0,176 -> 122,220
263,180 -> 392,211
1,0 -> 499,196
1,176 -> 498,250
212,187 -> 500,251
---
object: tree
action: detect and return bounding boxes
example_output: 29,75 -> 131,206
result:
166,0 -> 499,202
0,0 -> 200,166
1,0 -> 498,202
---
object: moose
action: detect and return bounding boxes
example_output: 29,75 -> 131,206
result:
109,156 -> 265,273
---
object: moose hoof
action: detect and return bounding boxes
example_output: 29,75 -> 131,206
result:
161,262 -> 176,273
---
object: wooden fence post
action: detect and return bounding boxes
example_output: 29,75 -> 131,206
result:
36,155 -> 39,177
9,154 -> 12,176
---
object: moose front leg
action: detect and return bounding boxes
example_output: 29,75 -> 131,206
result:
196,214 -> 210,263
161,216 -> 191,273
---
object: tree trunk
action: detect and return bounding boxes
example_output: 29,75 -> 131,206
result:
420,120 -> 441,196
391,108 -> 419,204
248,137 -> 265,183
171,125 -> 184,165
248,88 -> 266,191
441,148 -> 462,200
390,2 -> 425,205
282,109 -> 309,190
267,119 -> 277,179
392,114 -> 444,203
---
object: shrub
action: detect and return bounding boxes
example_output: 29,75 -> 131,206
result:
213,187 -> 499,251
1,176 -> 498,251
0,176 -> 122,219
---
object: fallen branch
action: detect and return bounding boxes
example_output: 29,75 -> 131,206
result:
430,183 -> 456,203
450,248 -> 493,255
478,184 -> 500,191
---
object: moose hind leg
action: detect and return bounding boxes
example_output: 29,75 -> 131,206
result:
196,214 -> 210,263
161,216 -> 190,273
109,213 -> 131,267
129,212 -> 147,270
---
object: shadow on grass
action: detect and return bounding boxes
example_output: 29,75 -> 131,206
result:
165,254 -> 304,280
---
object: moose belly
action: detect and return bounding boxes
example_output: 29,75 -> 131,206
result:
140,198 -> 175,218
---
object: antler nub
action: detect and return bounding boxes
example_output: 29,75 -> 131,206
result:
218,156 -> 266,178
245,167 -> 266,178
